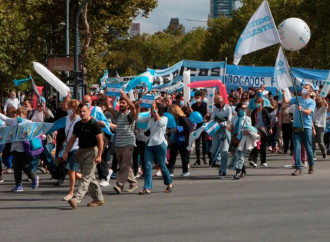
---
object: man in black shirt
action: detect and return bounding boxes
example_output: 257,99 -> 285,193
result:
63,103 -> 104,209
191,91 -> 208,165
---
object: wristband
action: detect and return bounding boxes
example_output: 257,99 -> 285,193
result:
153,110 -> 157,113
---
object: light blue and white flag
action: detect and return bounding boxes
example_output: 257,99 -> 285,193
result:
320,71 -> 330,97
125,71 -> 153,92
140,95 -> 155,108
234,0 -> 280,65
100,69 -> 108,90
205,121 -> 220,136
274,46 -> 293,90
106,83 -> 122,97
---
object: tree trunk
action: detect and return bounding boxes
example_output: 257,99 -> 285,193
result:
81,3 -> 91,55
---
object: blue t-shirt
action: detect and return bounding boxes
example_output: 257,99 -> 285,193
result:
290,96 -> 316,129
248,97 -> 271,111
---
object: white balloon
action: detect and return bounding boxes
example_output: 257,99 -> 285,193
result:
278,18 -> 311,51
33,62 -> 70,97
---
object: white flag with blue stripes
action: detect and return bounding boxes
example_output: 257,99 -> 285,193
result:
205,121 -> 220,136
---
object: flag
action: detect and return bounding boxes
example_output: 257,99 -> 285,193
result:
320,71 -> 330,97
274,46 -> 293,90
115,71 -> 120,77
100,69 -> 108,90
233,0 -> 280,65
14,76 -> 31,86
125,71 -> 153,92
31,76 -> 41,100
205,121 -> 220,136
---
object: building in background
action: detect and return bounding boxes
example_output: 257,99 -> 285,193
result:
166,18 -> 185,35
209,0 -> 239,18
130,23 -> 141,37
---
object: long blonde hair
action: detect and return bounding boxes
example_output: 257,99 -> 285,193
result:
170,104 -> 185,119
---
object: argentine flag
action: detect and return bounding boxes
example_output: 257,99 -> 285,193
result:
205,121 -> 220,136
125,71 -> 154,92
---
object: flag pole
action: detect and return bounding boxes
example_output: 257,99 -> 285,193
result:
283,49 -> 304,130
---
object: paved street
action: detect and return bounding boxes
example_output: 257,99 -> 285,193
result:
1,152 -> 330,242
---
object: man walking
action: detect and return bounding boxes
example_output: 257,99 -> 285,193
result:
63,103 -> 104,208
282,85 -> 316,176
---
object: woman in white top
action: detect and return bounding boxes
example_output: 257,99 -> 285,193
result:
312,96 -> 328,158
61,100 -> 81,201
138,102 -> 173,195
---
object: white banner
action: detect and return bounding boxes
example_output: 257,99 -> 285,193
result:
234,0 -> 280,65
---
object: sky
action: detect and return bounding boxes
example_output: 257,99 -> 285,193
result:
135,0 -> 210,34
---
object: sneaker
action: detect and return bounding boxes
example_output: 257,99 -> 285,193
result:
292,169 -> 303,176
6,168 -> 13,174
308,166 -> 314,174
249,161 -> 257,168
323,154 -> 327,159
38,167 -> 47,174
100,179 -> 110,187
181,172 -> 190,177
106,169 -> 113,182
32,176 -> 39,190
113,185 -> 122,194
155,171 -> 162,177
62,194 -> 73,201
219,172 -> 226,179
170,173 -> 174,177
302,162 -> 308,167
313,157 -> 317,161
110,172 -> 117,179
12,185 -> 23,192
54,179 -> 64,186
68,198 -> 78,209
87,200 -> 105,207
0,176 -> 4,183
261,163 -> 268,167
135,173 -> 141,178
127,184 -> 138,193
24,178 -> 32,182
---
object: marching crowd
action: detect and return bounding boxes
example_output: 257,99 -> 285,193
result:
0,83 -> 329,208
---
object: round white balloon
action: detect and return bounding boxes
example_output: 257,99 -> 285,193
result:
278,18 -> 311,51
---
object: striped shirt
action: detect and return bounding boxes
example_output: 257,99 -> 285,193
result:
114,110 -> 136,147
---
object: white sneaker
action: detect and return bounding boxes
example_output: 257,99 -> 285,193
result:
302,162 -> 308,167
155,171 -> 162,177
249,161 -> 257,168
182,172 -> 190,177
261,163 -> 268,167
106,169 -> 113,182
313,157 -> 317,161
100,179 -> 109,187
135,173 -> 141,178
170,173 -> 174,177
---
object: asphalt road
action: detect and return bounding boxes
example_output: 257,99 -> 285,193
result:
1,151 -> 330,242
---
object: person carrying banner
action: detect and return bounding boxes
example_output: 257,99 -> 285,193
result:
0,107 -> 39,192
211,94 -> 232,178
282,85 -> 316,176
63,103 -> 104,209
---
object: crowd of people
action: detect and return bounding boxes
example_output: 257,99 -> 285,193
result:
0,82 -> 329,208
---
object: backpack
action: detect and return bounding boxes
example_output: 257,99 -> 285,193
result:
23,136 -> 44,157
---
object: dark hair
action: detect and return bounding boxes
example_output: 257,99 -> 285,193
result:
175,94 -> 183,101
78,103 -> 88,109
235,103 -> 243,113
156,103 -> 165,117
194,91 -> 201,97
181,106 -> 191,117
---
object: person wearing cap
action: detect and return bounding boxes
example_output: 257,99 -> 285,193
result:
246,89 -> 271,116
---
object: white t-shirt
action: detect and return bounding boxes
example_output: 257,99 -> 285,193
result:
146,116 -> 168,147
65,115 -> 81,151
4,98 -> 20,112
313,106 -> 328,128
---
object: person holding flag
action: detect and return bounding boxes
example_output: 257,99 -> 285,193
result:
282,85 -> 316,176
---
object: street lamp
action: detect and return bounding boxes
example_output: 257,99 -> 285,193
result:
74,0 -> 89,98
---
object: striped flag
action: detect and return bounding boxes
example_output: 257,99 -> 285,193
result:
205,121 -> 220,136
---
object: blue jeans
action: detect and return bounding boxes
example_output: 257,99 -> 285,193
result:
144,142 -> 172,190
293,128 -> 314,170
211,129 -> 231,175
31,141 -> 56,177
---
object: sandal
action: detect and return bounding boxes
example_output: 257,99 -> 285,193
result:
164,185 -> 173,193
139,189 -> 151,195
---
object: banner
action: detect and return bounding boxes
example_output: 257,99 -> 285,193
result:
274,46 -> 293,90
140,95 -> 155,108
207,88 -> 216,112
233,0 -> 280,65
147,59 -> 226,89
320,72 -> 330,97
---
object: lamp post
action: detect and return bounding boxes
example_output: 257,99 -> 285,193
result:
74,0 -> 89,98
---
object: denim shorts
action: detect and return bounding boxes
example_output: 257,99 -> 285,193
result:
65,150 -> 79,172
